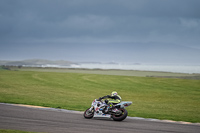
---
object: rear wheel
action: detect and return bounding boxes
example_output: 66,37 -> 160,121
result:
84,108 -> 94,119
112,108 -> 128,121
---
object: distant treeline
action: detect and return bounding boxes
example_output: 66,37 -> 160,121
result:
0,65 -> 23,70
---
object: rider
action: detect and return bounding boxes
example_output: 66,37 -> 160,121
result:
98,91 -> 122,113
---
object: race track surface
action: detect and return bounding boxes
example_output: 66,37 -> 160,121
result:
0,103 -> 199,133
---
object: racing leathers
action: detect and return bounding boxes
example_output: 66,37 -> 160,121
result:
99,95 -> 121,104
98,94 -> 122,113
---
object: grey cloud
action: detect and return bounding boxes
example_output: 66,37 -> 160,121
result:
0,0 -> 200,63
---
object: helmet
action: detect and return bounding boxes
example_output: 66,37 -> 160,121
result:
111,91 -> 118,96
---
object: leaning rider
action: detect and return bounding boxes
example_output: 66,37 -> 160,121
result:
98,91 -> 122,113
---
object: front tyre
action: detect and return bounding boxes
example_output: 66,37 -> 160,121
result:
112,108 -> 128,121
84,108 -> 94,119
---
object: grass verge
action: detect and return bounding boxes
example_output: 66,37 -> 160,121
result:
0,69 -> 200,123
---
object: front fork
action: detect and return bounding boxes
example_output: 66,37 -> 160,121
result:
88,106 -> 94,112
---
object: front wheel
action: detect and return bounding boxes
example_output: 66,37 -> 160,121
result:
84,108 -> 94,119
112,108 -> 128,121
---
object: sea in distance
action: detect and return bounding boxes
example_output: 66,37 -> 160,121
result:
38,63 -> 200,74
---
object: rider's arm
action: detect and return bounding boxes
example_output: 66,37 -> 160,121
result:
103,95 -> 112,99
98,95 -> 111,100
110,95 -> 121,100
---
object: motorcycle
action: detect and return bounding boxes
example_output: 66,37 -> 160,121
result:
84,99 -> 132,121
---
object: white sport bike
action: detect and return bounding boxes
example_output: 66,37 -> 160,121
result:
84,99 -> 132,121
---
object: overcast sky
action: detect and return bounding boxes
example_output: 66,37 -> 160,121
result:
0,0 -> 200,64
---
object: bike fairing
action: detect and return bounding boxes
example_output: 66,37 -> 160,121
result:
84,98 -> 132,121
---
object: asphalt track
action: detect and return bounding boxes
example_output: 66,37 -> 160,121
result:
0,103 -> 200,133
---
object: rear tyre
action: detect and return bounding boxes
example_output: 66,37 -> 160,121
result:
112,108 -> 128,121
84,108 -> 94,119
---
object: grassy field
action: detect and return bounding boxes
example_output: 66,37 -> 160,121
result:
0,68 -> 200,123
10,66 -> 200,78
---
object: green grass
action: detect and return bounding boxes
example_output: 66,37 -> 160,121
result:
0,69 -> 200,123
13,66 -> 198,77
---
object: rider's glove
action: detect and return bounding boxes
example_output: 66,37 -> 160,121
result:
97,97 -> 102,101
